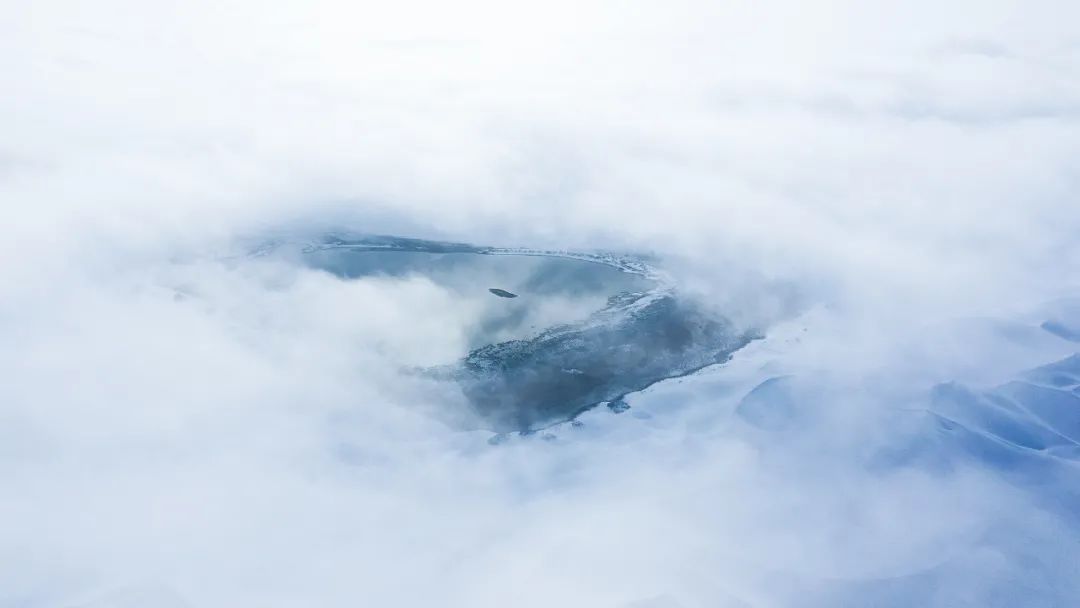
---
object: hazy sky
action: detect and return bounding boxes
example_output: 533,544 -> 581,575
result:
2,2 -> 1079,607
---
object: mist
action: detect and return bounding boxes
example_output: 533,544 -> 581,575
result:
2,1 -> 1079,606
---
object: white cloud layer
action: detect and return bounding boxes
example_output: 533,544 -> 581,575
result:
2,1 -> 1079,606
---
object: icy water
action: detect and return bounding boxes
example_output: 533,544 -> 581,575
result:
263,234 -> 755,432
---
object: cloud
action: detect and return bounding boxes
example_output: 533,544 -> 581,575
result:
1,1 -> 1079,606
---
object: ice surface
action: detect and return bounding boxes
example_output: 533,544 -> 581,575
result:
254,233 -> 755,431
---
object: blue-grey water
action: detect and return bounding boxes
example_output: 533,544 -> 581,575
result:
261,234 -> 756,432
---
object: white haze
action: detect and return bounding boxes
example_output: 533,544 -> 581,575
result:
2,1 -> 1079,607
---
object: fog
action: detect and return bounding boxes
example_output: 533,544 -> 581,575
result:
2,1 -> 1079,606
